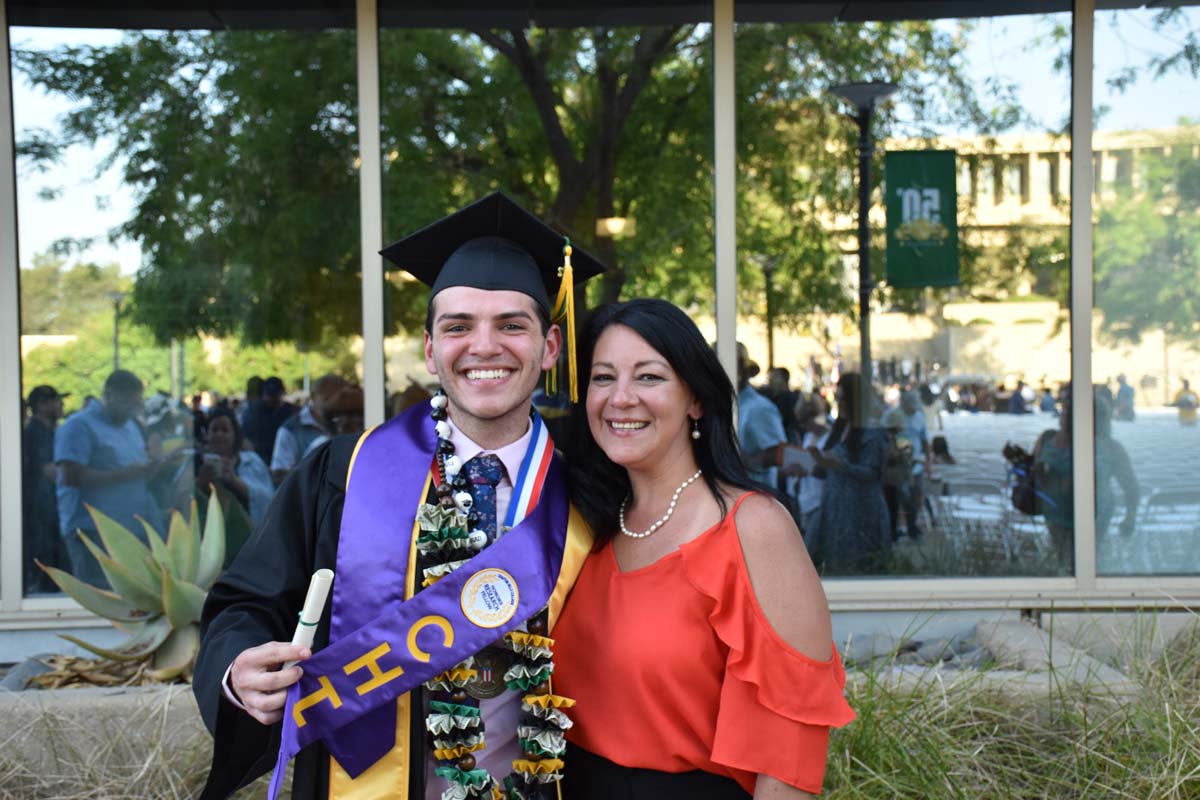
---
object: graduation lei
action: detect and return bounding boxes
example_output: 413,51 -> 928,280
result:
422,391 -> 573,800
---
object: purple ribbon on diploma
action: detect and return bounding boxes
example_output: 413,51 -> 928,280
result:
267,402 -> 568,797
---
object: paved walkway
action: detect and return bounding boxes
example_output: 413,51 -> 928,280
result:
920,407 -> 1200,575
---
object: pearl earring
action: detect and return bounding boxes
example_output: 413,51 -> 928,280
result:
691,418 -> 701,440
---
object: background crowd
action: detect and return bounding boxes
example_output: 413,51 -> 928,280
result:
20,352 -> 1191,590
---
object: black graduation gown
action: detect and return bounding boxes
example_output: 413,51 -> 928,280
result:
193,435 -> 425,800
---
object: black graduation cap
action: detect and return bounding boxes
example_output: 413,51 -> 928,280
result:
380,191 -> 607,401
379,191 -> 605,313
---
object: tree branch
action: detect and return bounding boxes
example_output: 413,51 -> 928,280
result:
613,26 -> 686,131
472,28 -> 581,181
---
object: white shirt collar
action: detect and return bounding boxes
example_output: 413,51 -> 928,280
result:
446,414 -> 534,486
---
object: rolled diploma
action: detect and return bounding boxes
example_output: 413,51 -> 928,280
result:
282,568 -> 334,669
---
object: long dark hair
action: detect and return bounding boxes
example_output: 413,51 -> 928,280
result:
825,372 -> 866,459
567,299 -> 776,540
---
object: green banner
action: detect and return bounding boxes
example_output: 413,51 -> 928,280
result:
885,150 -> 959,288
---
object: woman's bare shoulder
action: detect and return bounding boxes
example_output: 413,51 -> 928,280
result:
732,490 -> 832,661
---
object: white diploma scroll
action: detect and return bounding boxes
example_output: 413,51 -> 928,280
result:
282,568 -> 334,669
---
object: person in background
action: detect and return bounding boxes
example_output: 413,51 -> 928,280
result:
1173,379 -> 1198,426
880,406 -> 913,544
190,407 -> 275,528
269,373 -> 347,484
241,376 -> 295,466
794,392 -> 832,552
54,370 -> 175,588
1114,374 -> 1136,421
1009,380 -> 1029,415
1033,387 -> 1139,573
736,342 -> 787,488
766,366 -> 802,444
292,381 -> 366,460
387,380 -> 433,419
899,389 -> 931,541
237,375 -> 263,429
22,385 -> 70,594
558,298 -> 853,799
918,382 -> 942,431
807,373 -> 891,574
191,394 -> 209,444
1039,386 -> 1058,415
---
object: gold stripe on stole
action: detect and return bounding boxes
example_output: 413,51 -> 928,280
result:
328,468 -> 432,800
548,506 -> 593,632
546,507 -> 592,800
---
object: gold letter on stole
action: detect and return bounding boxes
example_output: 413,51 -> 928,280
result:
344,642 -> 405,696
407,615 -> 454,662
293,676 -> 343,728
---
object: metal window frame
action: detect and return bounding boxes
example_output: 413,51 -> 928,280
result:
358,0 -> 385,429
3,0 -> 1198,626
1,6 -> 24,614
714,0 -> 738,389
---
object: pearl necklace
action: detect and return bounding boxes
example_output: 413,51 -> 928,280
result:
619,469 -> 703,539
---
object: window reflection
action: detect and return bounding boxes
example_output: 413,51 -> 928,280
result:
13,26 -> 362,595
734,13 -> 1073,577
1092,4 -> 1200,576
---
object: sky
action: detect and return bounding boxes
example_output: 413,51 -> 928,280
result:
8,7 -> 1198,275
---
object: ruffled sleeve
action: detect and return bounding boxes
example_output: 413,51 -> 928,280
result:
680,503 -> 855,794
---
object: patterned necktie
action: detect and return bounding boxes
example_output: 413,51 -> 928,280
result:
464,453 -> 505,543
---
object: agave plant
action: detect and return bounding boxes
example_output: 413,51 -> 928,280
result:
38,492 -> 226,681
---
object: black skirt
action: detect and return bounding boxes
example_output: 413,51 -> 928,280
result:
562,743 -> 752,800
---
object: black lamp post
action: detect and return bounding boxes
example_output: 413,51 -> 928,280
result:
106,291 -> 125,371
831,81 -> 897,421
761,256 -> 779,370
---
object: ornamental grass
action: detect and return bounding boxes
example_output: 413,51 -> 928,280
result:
1,616 -> 1196,798
826,616 -> 1200,799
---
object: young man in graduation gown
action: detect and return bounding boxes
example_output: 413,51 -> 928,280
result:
193,192 -> 602,800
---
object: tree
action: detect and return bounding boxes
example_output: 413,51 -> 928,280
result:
19,254 -> 126,335
1094,133 -> 1200,347
15,20 -> 1013,345
19,248 -> 357,402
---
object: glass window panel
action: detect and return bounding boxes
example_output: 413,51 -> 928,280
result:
735,11 -> 1073,577
1092,4 -> 1200,576
378,14 -> 715,439
13,24 -> 361,596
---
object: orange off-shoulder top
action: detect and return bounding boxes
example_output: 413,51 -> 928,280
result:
553,493 -> 856,796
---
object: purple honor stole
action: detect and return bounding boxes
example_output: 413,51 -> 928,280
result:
268,401 -> 568,798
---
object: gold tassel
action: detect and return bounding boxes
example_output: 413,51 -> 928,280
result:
548,239 -> 578,403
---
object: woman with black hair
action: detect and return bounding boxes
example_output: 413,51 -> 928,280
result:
555,299 -> 853,800
177,408 -> 275,565
806,373 -> 891,574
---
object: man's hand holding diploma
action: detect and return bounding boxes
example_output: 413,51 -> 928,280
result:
229,569 -> 333,726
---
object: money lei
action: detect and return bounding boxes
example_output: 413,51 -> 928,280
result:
420,392 -> 573,800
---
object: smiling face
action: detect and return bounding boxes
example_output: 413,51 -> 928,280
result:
424,286 -> 560,446
586,324 -> 702,475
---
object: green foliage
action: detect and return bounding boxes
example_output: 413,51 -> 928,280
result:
18,254 -> 127,335
20,256 -> 356,402
37,494 -> 226,681
1094,130 -> 1200,347
14,30 -> 363,346
13,21 -> 1020,344
22,311 -> 172,405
